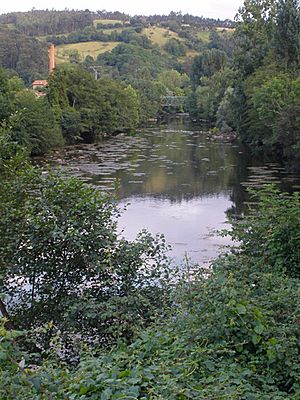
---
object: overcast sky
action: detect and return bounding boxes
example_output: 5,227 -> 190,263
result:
0,0 -> 244,20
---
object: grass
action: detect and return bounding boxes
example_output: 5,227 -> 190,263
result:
100,28 -> 124,34
196,27 -> 234,43
55,41 -> 120,63
185,50 -> 199,58
143,27 -> 182,47
216,27 -> 235,32
6,23 -> 16,29
196,30 -> 211,43
93,19 -> 124,27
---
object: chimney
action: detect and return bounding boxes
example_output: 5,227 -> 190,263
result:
49,44 -> 55,75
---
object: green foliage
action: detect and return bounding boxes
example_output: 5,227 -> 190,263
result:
97,43 -> 172,80
228,186 -> 300,279
0,320 -> 36,399
157,69 -> 190,96
0,68 -> 63,155
48,64 -> 140,142
1,137 -> 300,398
10,90 -> 64,154
0,30 -> 48,84
0,141 -> 172,349
0,9 -> 93,36
191,49 -> 228,86
164,38 -> 187,57
190,0 -> 300,166
195,67 -> 235,124
234,0 -> 277,76
130,79 -> 167,123
0,68 -> 18,122
3,234 -> 300,397
252,74 -> 300,154
275,0 -> 300,68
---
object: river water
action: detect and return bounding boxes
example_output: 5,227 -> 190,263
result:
43,117 -> 300,266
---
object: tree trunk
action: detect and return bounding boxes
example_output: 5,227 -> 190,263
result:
0,298 -> 14,330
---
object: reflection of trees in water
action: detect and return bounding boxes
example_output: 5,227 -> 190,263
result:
224,147 -> 300,221
225,186 -> 247,221
116,127 -> 248,203
49,116 -> 299,212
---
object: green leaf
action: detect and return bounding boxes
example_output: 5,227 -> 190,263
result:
79,386 -> 89,395
251,334 -> 261,345
254,322 -> 264,335
236,304 -> 247,314
204,360 -> 215,371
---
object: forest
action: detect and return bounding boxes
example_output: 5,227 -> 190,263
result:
0,1 -> 300,398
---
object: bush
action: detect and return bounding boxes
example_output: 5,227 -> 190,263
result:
228,186 -> 300,278
0,133 -> 172,351
164,38 -> 187,56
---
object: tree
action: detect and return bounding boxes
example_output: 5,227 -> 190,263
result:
274,0 -> 300,68
130,79 -> 167,123
0,135 -> 171,348
48,64 -> 140,142
252,74 -> 300,158
191,49 -> 228,86
0,30 -> 48,84
194,67 -> 236,123
164,38 -> 187,57
158,69 -> 190,96
10,90 -> 63,154
234,0 -> 277,76
0,68 -> 15,122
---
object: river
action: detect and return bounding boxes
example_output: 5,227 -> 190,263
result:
43,117 -> 300,266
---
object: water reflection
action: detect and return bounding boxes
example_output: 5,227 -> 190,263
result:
118,195 -> 233,265
43,117 -> 300,265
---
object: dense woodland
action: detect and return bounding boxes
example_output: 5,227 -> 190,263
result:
0,1 -> 300,398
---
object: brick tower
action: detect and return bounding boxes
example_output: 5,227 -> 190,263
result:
49,44 -> 55,75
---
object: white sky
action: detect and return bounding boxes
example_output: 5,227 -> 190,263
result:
0,0 -> 244,20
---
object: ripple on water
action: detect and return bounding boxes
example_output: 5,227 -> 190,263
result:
128,180 -> 144,184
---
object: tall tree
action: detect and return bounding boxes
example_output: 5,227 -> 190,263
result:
274,0 -> 300,68
234,0 -> 277,75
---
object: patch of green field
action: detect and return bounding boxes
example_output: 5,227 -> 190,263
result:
101,28 -> 124,34
93,19 -> 123,27
196,31 -> 211,42
36,33 -> 66,40
6,23 -> 16,29
216,27 -> 235,32
143,27 -> 182,47
55,41 -> 120,63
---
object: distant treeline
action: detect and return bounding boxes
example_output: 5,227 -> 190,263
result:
0,28 -> 48,83
46,28 -> 152,49
0,9 -> 93,36
0,9 -> 234,38
130,11 -> 234,29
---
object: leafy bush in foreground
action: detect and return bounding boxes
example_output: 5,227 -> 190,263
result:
0,131 -> 172,352
1,254 -> 300,399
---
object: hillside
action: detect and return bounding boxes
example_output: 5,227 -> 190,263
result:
55,41 -> 121,63
143,26 -> 182,46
